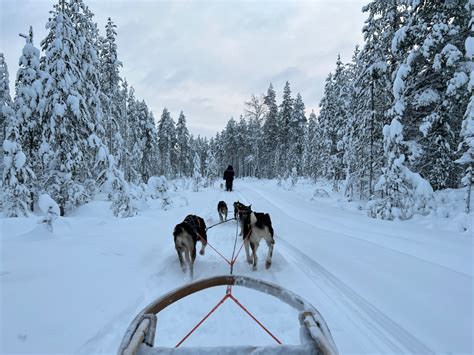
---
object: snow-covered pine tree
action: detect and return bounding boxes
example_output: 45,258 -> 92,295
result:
176,111 -> 192,177
40,0 -> 89,215
0,53 -> 12,180
368,118 -> 414,220
456,3 -> 474,212
244,94 -> 266,176
118,79 -> 130,179
302,110 -> 316,178
341,47 -> 363,199
205,144 -> 219,186
221,117 -> 238,171
289,93 -> 307,174
2,102 -> 35,217
157,108 -> 177,178
14,27 -> 44,209
318,75 -> 336,184
236,115 -> 248,176
137,101 -> 159,182
192,149 -> 202,192
391,0 -> 469,190
126,87 -> 142,183
196,135 -> 209,177
246,115 -> 262,177
71,0 -> 115,190
262,83 -> 279,178
99,17 -> 125,165
106,155 -> 136,217
355,0 -> 405,197
330,55 -> 352,191
369,44 -> 435,220
277,81 -> 293,176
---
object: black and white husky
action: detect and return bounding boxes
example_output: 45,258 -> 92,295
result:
238,206 -> 275,271
173,214 -> 207,278
217,201 -> 228,222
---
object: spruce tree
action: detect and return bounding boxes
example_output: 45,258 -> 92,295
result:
100,17 -> 125,163
157,108 -> 177,178
262,83 -> 279,178
2,104 -> 35,217
0,53 -> 12,179
277,81 -> 293,176
289,93 -> 307,174
456,6 -> 474,212
14,27 -> 44,207
176,111 -> 192,177
391,0 -> 469,190
40,0 -> 88,214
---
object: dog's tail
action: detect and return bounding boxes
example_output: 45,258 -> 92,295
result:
264,213 -> 274,237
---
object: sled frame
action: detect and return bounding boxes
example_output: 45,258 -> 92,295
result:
118,275 -> 338,355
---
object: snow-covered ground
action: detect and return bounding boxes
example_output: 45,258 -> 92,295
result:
1,179 -> 472,354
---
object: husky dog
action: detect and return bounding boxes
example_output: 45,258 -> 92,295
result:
238,207 -> 275,271
233,201 -> 251,221
233,201 -> 252,235
217,201 -> 228,222
173,214 -> 207,278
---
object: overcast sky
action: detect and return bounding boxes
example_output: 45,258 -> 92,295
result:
0,0 -> 367,137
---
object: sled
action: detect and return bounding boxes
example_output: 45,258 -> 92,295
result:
118,275 -> 338,355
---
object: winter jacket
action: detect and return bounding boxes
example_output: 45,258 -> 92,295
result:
223,166 -> 235,182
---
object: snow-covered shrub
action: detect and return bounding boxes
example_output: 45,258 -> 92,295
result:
38,193 -> 59,232
147,176 -> 169,199
110,179 -> 136,218
106,157 -> 136,218
83,178 -> 97,200
312,188 -> 330,199
369,118 -> 435,220
147,176 -> 173,210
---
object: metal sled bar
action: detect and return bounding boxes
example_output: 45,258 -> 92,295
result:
118,275 -> 338,355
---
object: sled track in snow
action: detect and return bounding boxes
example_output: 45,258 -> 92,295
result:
277,237 -> 433,354
240,186 -> 465,276
236,188 -> 433,354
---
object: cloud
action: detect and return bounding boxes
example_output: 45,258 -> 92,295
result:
1,0 -> 368,137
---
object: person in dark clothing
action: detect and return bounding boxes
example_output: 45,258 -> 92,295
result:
223,165 -> 235,191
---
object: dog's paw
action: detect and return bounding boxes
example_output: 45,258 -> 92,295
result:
199,250 -> 205,255
265,260 -> 272,269
252,265 -> 257,271
247,258 -> 252,265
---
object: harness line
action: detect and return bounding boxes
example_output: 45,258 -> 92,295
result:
175,206 -> 281,348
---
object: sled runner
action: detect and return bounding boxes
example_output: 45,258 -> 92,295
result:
118,275 -> 338,355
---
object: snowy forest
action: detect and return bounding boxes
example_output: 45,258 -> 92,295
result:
1,0 -> 473,220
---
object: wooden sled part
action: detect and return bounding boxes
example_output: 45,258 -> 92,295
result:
118,275 -> 338,355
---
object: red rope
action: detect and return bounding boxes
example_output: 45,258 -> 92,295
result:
197,233 -> 232,265
175,287 -> 282,348
228,292 -> 282,344
175,292 -> 230,348
231,229 -> 252,265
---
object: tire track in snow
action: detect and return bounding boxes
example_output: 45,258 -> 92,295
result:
237,185 -> 434,354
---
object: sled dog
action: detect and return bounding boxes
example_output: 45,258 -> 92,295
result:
173,214 -> 207,278
217,201 -> 228,222
236,205 -> 275,271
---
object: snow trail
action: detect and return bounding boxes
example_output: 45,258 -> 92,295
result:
2,181 -> 472,354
